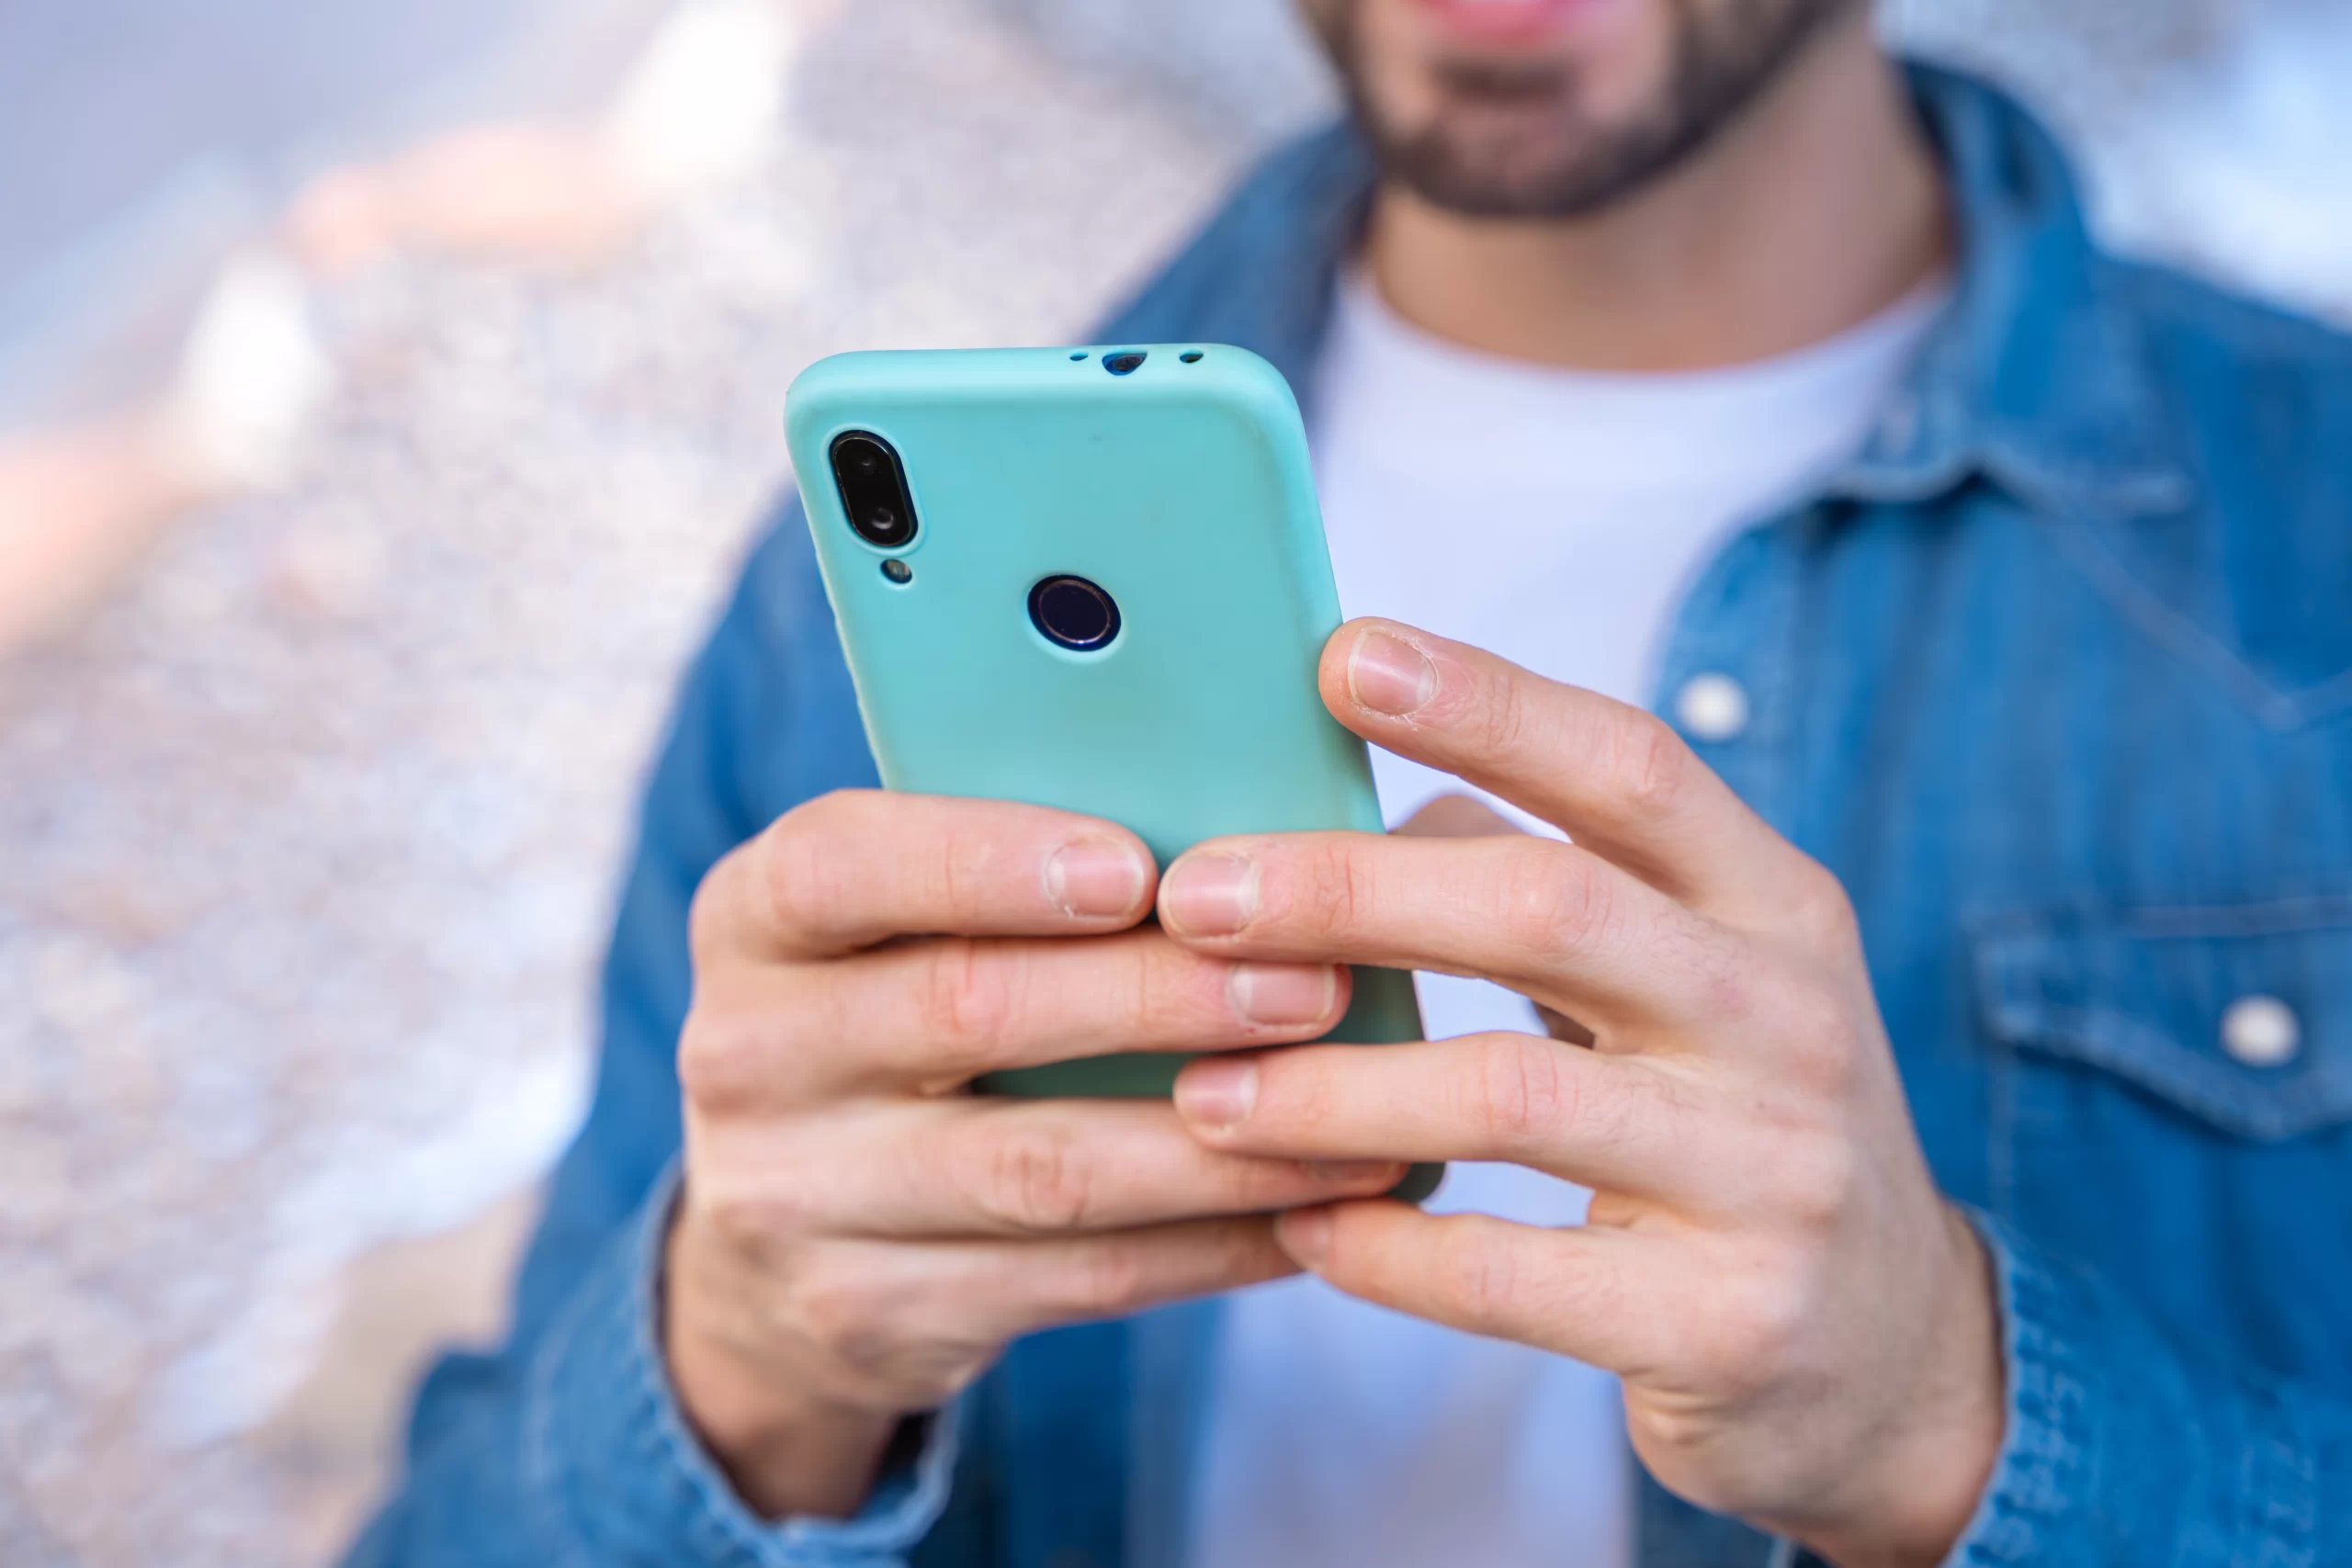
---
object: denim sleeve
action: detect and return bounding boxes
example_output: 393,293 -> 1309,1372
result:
343,520 -> 960,1567
1944,1211 -> 2351,1565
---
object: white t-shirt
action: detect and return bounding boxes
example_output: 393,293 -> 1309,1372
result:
1186,273 -> 1946,1568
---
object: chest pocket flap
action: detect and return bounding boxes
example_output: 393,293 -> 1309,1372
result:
1973,897 -> 2352,1142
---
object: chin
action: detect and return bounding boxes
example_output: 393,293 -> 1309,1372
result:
1332,0 -> 1853,220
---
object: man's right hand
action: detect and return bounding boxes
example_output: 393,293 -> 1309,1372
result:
662,791 -> 1407,1520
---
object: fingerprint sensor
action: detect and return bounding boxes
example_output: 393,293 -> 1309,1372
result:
1028,575 -> 1120,651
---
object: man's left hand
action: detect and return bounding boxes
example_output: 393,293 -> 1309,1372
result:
1161,618 -> 2003,1568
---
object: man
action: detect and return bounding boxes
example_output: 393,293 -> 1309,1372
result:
353,0 -> 2352,1563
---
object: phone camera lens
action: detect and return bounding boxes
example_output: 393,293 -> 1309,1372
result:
1029,575 -> 1121,651
1103,351 -> 1147,376
829,431 -> 918,548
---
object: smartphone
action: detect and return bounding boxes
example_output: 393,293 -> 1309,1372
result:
786,343 -> 1438,1200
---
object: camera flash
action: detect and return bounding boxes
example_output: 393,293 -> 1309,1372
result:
881,559 -> 912,584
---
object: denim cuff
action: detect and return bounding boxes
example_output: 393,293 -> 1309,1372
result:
1939,1207 -> 2318,1567
522,1161 -> 961,1567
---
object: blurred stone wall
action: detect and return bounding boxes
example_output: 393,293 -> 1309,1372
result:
0,1 -> 2344,1565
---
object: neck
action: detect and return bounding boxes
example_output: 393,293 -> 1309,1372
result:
1363,22 -> 1951,373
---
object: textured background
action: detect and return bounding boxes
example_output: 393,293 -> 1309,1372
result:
0,1 -> 2346,1563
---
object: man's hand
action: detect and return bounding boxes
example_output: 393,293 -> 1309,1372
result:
665,793 -> 1406,1520
1160,619 -> 2004,1568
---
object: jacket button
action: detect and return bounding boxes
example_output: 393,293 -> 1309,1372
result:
2220,995 -> 2300,1067
1674,672 -> 1750,743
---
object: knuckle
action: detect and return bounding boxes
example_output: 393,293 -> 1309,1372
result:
758,792 -> 870,942
1634,1398 -> 1718,1468
1722,1256 -> 1816,1381
911,940 -> 1023,1063
1059,1239 -> 1152,1317
1466,1035 -> 1576,1156
686,851 -> 744,961
694,1177 -> 818,1273
1775,1134 -> 1859,1224
1496,847 -> 1616,958
1434,1224 -> 1521,1335
1786,859 -> 1860,949
968,1122 -> 1103,1234
786,1258 -> 899,1372
1770,976 -> 1865,1091
676,1007 -> 780,1115
1613,713 -> 1693,825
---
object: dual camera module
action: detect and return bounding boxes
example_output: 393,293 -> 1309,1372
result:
828,429 -> 1120,652
829,431 -> 916,549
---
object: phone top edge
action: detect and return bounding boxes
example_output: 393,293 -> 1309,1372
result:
786,344 -> 1299,436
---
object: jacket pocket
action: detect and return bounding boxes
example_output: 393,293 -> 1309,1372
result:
1972,897 -> 2352,1142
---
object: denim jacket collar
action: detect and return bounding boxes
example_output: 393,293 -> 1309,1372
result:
1111,62 -> 2197,525
1833,65 -> 2196,521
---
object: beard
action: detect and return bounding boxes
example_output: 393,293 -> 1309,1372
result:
1315,0 -> 1859,220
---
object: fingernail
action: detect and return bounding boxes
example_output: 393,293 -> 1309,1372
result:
1161,853 -> 1259,935
1045,840 -> 1146,919
1278,1205 -> 1334,1267
1348,629 -> 1437,716
1229,963 -> 1338,1026
1305,1159 -> 1396,1184
1174,1056 -> 1258,1129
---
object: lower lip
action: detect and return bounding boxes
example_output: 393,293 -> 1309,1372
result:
1409,0 -> 1601,41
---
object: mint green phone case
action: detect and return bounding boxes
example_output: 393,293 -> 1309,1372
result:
787,344 -> 1432,1193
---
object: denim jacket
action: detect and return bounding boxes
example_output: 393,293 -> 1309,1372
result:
349,63 -> 2352,1568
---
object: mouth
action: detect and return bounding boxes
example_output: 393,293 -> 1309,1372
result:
1408,0 -> 1610,43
